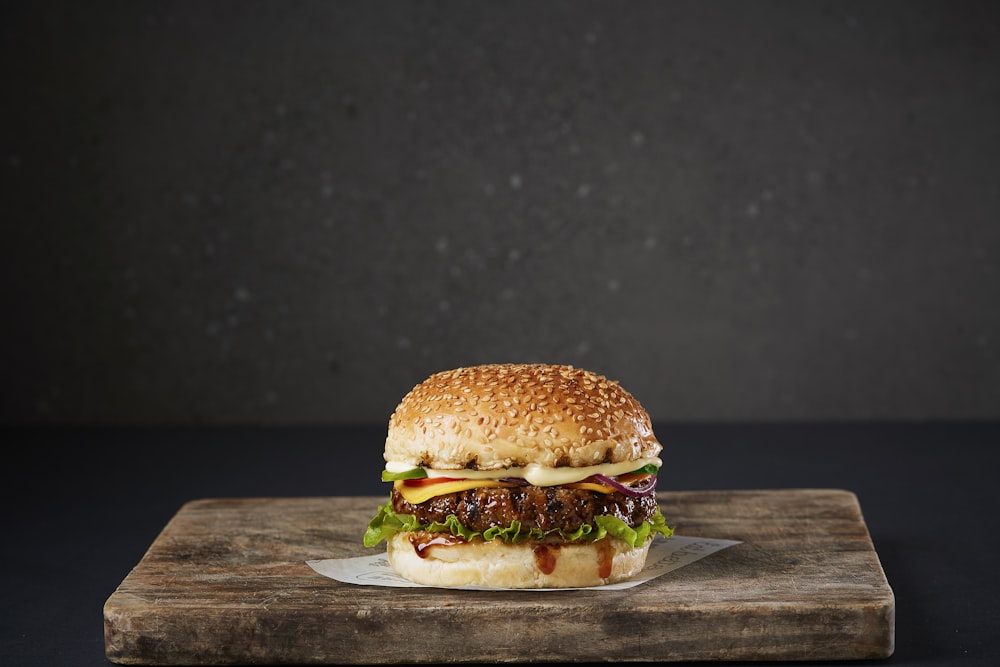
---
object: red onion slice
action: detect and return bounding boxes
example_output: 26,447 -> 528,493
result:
591,474 -> 657,497
498,477 -> 529,485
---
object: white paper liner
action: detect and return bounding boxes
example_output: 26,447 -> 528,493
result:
306,535 -> 741,591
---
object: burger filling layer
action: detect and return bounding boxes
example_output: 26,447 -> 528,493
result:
365,468 -> 673,549
391,485 -> 659,535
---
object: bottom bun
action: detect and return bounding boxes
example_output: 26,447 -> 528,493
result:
387,532 -> 651,589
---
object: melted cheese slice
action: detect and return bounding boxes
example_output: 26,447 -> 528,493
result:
386,456 -> 661,484
563,481 -> 617,493
394,479 -> 513,504
388,456 -> 662,503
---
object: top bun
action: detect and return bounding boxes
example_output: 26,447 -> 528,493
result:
384,364 -> 661,471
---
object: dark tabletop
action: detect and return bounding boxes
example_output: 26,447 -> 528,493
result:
4,422 -> 998,666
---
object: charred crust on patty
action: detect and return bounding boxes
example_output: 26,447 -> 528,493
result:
391,486 -> 659,537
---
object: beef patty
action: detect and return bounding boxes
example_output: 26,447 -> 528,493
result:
391,485 -> 659,535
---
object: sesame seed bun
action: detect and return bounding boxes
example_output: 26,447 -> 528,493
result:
384,363 -> 661,470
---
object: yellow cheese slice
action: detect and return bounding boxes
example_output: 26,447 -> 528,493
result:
394,477 -> 623,503
563,481 -> 615,494
394,479 -> 512,504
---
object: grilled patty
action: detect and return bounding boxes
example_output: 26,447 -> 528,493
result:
391,485 -> 658,534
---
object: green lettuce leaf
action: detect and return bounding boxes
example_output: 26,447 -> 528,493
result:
362,497 -> 674,548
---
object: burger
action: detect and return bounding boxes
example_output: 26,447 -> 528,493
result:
363,363 -> 673,588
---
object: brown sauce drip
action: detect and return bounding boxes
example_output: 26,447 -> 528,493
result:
408,533 -> 466,558
596,539 -> 614,579
532,544 -> 559,575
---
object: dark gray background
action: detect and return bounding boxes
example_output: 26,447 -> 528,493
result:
2,0 -> 998,424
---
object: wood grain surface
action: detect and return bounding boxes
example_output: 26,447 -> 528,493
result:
104,489 -> 894,664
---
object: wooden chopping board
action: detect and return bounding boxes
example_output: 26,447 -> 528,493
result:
104,489 -> 894,664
